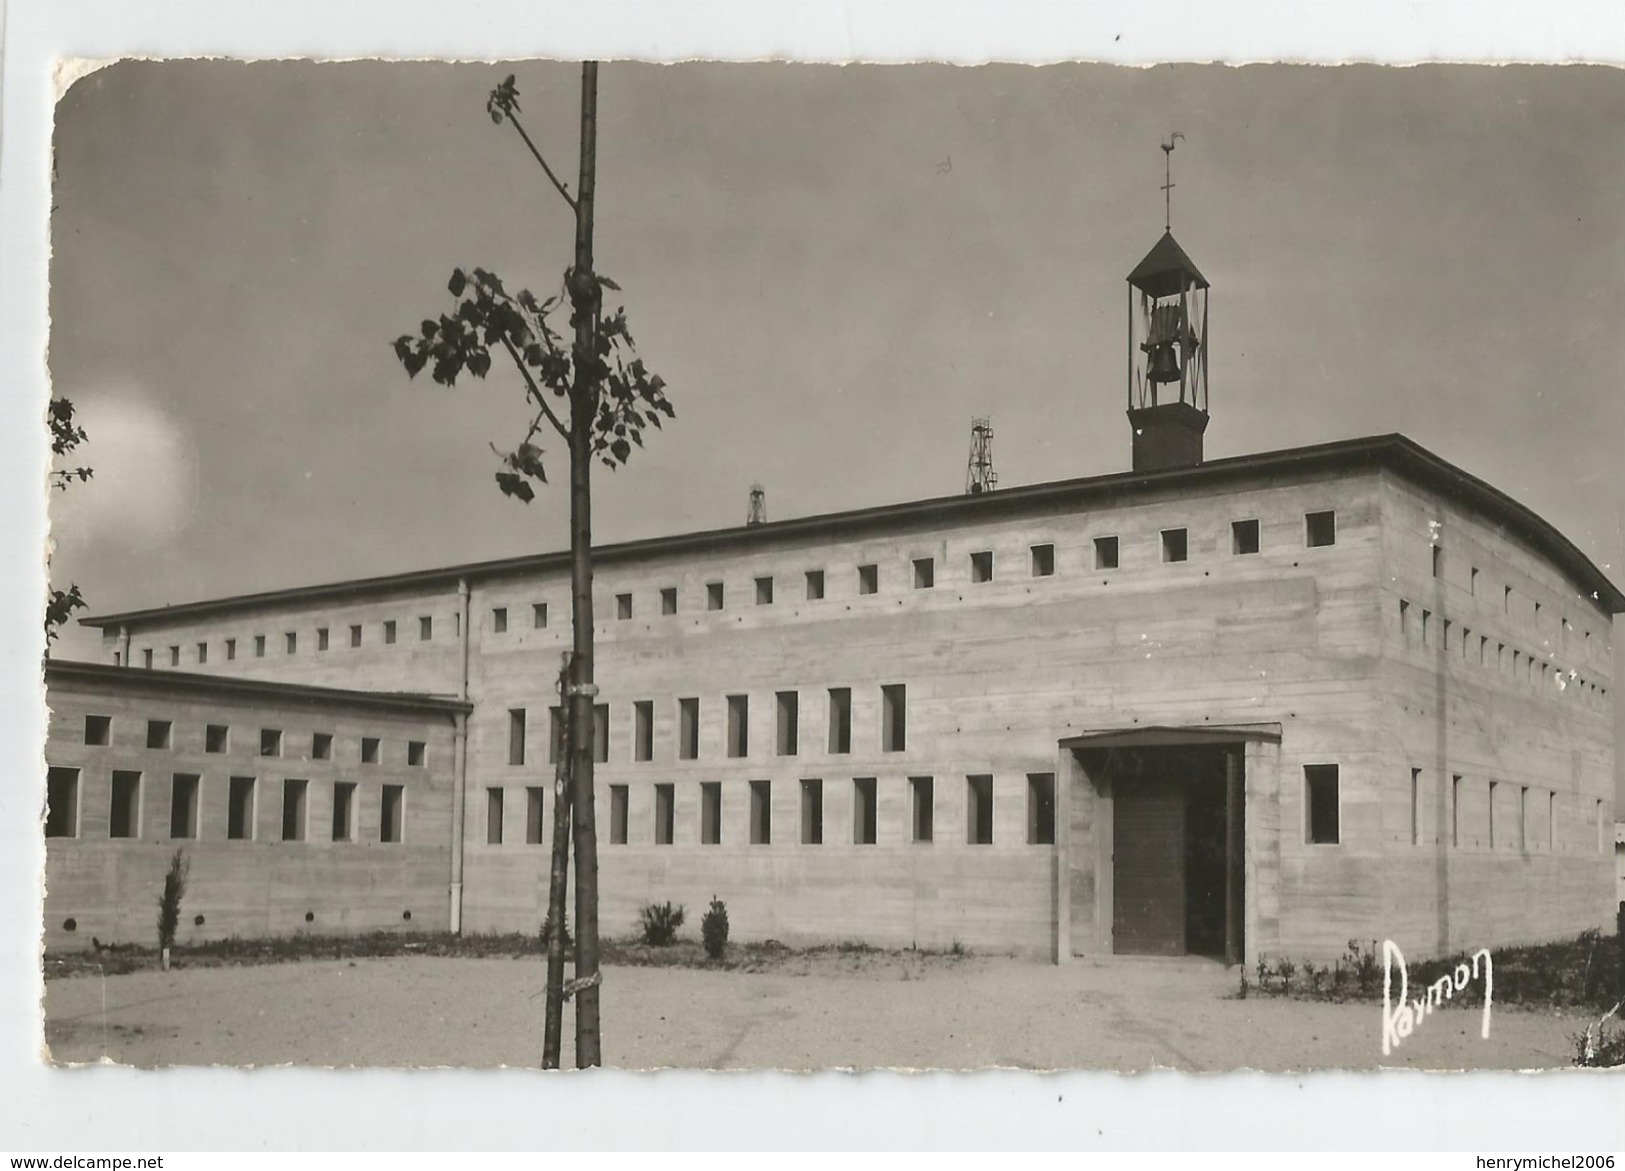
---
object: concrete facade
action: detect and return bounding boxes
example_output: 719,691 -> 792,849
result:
56,435 -> 1622,965
41,661 -> 469,951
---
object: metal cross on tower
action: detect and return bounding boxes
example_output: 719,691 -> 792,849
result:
1161,131 -> 1184,232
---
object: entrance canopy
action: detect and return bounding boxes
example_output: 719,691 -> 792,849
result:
1059,724 -> 1281,752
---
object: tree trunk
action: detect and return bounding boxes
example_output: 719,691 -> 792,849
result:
541,654 -> 573,1069
567,59 -> 603,1070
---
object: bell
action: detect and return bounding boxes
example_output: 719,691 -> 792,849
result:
1146,343 -> 1182,384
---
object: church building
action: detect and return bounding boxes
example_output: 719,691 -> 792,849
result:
44,222 -> 1622,967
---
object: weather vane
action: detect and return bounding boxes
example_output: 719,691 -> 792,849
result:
1161,132 -> 1185,232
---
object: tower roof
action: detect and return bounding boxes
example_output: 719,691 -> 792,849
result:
1127,231 -> 1209,298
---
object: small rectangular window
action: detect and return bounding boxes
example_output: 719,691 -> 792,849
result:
381,784 -> 404,844
419,616 -> 432,641
593,704 -> 609,765
912,558 -> 934,589
1305,510 -> 1337,548
858,564 -> 879,595
110,770 -> 141,839
1161,528 -> 1188,563
361,737 -> 380,765
227,776 -> 255,841
610,785 -> 629,845
169,646 -> 180,667
1452,774 -> 1462,847
45,767 -> 79,838
486,788 -> 504,845
492,607 -> 508,633
1028,773 -> 1056,845
383,621 -> 397,645
142,648 -> 154,669
700,782 -> 722,845
332,781 -> 356,842
526,786 -> 545,845
1030,543 -> 1056,577
508,708 -> 526,767
616,592 -> 633,620
350,624 -> 362,648
1546,791 -> 1556,851
967,774 -> 994,845
706,581 -> 725,610
312,732 -> 333,761
881,683 -> 906,753
805,570 -> 825,600
800,778 -> 823,845
197,641 -> 208,664
634,701 -> 654,762
775,691 -> 799,756
853,777 -> 878,845
1231,519 -> 1260,556
532,603 -> 548,629
317,628 -> 329,652
755,575 -> 774,604
727,695 -> 749,758
169,773 -> 200,839
654,783 -> 675,846
147,719 -> 172,750
281,779 -> 307,841
1399,599 -> 1410,638
1470,566 -> 1480,596
1431,545 -> 1443,579
679,697 -> 699,760
1488,781 -> 1499,849
285,632 -> 297,655
827,687 -> 852,754
1410,769 -> 1422,846
1519,785 -> 1529,853
910,776 -> 935,843
1597,800 -> 1606,853
1422,609 -> 1432,645
225,638 -> 237,661
1305,764 -> 1339,844
84,714 -> 111,746
1479,635 -> 1489,665
749,780 -> 772,844
1094,536 -> 1120,570
969,550 -> 993,583
661,587 -> 678,615
205,724 -> 229,754
408,740 -> 426,767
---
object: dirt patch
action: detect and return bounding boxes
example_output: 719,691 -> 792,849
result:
39,953 -> 1588,1071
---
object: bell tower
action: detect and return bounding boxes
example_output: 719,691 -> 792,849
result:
1126,133 -> 1209,473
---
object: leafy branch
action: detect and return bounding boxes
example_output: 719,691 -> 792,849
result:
46,397 -> 92,645
391,265 -> 672,502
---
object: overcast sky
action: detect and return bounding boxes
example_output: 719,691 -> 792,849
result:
47,61 -> 1625,668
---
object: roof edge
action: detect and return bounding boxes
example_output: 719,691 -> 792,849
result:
79,433 -> 1625,628
42,658 -> 472,717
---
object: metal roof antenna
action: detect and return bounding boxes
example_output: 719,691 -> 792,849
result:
966,418 -> 998,495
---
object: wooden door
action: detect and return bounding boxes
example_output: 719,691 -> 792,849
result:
1112,776 -> 1186,955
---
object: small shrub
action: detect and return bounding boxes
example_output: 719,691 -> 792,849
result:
1275,957 -> 1296,994
701,896 -> 729,960
1236,972 -> 1249,1000
156,849 -> 190,953
540,909 -> 572,949
640,901 -> 685,947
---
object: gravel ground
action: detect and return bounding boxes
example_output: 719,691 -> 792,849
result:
40,951 -> 1594,1071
